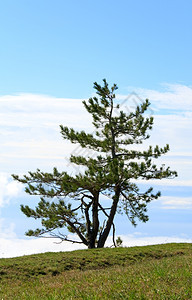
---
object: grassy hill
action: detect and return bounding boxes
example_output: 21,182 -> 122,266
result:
0,243 -> 191,299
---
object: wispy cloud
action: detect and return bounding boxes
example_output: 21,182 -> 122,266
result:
159,196 -> 192,209
131,83 -> 192,111
0,93 -> 90,129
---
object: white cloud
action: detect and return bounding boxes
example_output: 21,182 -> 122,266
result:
0,173 -> 22,207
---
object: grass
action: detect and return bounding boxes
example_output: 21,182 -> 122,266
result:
0,243 -> 191,299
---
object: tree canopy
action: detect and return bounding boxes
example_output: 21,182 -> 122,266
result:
12,80 -> 177,248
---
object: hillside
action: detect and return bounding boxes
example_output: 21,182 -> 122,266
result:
0,243 -> 191,299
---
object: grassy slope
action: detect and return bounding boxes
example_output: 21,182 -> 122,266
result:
0,243 -> 191,299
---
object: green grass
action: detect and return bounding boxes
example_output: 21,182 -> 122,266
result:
0,243 -> 191,299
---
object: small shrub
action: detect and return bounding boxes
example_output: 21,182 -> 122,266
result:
116,236 -> 123,247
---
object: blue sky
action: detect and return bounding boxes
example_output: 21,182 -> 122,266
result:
1,0 -> 192,97
0,0 -> 192,257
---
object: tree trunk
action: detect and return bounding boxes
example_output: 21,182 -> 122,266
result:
97,186 -> 120,248
88,191 -> 99,249
87,233 -> 96,248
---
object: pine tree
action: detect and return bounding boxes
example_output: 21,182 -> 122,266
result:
12,80 -> 177,249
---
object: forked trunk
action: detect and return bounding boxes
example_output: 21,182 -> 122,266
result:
87,191 -> 99,249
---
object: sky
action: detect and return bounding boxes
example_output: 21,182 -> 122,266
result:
0,0 -> 192,257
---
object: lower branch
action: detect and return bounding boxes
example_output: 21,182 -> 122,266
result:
50,232 -> 85,244
63,217 -> 88,246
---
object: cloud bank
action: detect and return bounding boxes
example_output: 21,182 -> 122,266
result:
0,234 -> 191,258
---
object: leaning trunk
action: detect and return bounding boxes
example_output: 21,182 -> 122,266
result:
97,186 -> 120,248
